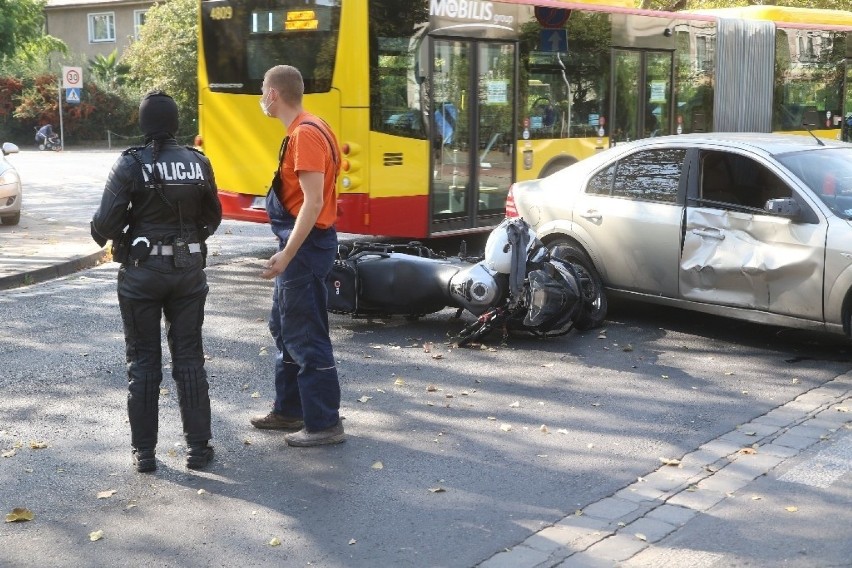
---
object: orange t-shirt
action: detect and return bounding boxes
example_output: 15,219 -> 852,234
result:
279,112 -> 340,229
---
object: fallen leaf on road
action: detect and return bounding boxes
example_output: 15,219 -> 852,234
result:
5,508 -> 34,522
509,401 -> 520,408
557,429 -> 569,434
160,388 -> 169,396
394,378 -> 405,386
250,392 -> 260,398
785,506 -> 798,512
29,441 -> 48,449
244,439 -> 252,445
371,461 -> 384,470
500,424 -> 512,432
659,457 -> 681,466
96,490 -> 117,500
622,344 -> 634,352
1,449 -> 15,458
487,416 -> 496,420
89,530 -> 104,541
541,363 -> 554,368
197,489 -> 207,495
357,396 -> 372,403
428,487 -> 446,493
751,495 -> 762,500
269,537 -> 281,546
738,447 -> 757,455
635,533 -> 647,542
540,425 -> 549,433
348,538 -> 357,545
432,354 -> 444,360
259,347 -> 268,355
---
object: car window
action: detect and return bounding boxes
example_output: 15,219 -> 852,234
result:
610,149 -> 685,203
700,151 -> 791,210
778,147 -> 852,220
587,164 -> 615,195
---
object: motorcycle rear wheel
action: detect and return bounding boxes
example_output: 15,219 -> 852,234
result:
549,242 -> 607,330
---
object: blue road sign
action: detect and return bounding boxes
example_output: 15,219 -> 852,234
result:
66,88 -> 81,104
540,29 -> 568,53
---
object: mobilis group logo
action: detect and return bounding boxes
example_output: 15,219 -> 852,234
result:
430,0 -> 495,22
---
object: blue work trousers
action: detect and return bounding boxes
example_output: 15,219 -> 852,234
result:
269,239 -> 340,431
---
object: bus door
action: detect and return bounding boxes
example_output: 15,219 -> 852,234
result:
429,38 -> 517,234
611,49 -> 673,144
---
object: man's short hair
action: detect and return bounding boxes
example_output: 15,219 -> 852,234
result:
265,65 -> 304,106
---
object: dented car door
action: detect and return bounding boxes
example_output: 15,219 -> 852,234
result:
679,150 -> 826,320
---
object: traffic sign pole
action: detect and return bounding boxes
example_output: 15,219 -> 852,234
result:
58,76 -> 64,150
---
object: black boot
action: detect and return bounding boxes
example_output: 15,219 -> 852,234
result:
186,443 -> 214,470
132,448 -> 156,473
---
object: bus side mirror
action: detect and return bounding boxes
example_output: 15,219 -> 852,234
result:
765,197 -> 800,219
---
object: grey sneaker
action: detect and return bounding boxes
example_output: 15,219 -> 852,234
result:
285,421 -> 345,447
250,412 -> 304,430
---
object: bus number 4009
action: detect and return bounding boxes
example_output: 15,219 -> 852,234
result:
209,6 -> 233,20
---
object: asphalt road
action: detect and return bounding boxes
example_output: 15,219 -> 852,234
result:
0,149 -> 850,567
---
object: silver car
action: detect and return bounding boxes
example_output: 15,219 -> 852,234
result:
0,141 -> 21,226
507,133 -> 852,336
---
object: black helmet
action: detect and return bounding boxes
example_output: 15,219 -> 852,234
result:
139,90 -> 178,139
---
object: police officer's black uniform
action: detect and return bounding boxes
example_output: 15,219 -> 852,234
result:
91,92 -> 222,472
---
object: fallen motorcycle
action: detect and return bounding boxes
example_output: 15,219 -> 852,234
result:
325,218 -> 607,345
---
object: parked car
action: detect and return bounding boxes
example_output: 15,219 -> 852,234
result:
506,133 -> 852,336
0,142 -> 21,226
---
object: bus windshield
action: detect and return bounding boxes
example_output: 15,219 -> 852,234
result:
200,0 -> 341,95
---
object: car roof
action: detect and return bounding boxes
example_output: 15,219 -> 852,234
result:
617,132 -> 850,157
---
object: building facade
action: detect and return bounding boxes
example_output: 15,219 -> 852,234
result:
45,0 -> 156,61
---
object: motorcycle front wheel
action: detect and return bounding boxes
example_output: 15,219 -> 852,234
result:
549,242 -> 607,330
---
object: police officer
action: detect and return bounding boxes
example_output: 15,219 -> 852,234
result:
91,91 -> 222,472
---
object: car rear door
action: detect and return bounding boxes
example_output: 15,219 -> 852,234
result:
573,147 -> 686,297
679,148 -> 826,320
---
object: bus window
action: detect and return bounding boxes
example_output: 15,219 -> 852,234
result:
521,10 -> 611,140
200,0 -> 341,94
369,2 -> 428,139
774,29 -> 846,132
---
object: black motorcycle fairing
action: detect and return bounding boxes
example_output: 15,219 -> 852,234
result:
355,253 -> 462,315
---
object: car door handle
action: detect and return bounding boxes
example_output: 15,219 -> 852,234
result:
580,210 -> 602,222
692,228 -> 725,240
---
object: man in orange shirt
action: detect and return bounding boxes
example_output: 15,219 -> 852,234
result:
251,65 -> 344,446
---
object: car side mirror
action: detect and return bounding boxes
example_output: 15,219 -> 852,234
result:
765,197 -> 800,219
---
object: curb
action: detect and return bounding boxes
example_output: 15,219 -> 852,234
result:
0,247 -> 110,291
479,374 -> 852,568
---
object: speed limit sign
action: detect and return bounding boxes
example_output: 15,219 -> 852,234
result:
62,66 -> 83,89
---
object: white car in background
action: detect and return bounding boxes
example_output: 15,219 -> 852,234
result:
0,141 -> 21,225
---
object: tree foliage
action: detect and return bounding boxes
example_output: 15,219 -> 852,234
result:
89,50 -> 131,90
0,0 -> 66,69
122,0 -> 198,135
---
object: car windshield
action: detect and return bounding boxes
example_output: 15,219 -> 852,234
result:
778,147 -> 852,220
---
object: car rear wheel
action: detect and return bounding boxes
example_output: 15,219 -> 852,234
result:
1,213 -> 20,226
549,241 -> 607,330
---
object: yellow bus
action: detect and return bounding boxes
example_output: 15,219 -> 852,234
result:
197,1 -> 852,237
